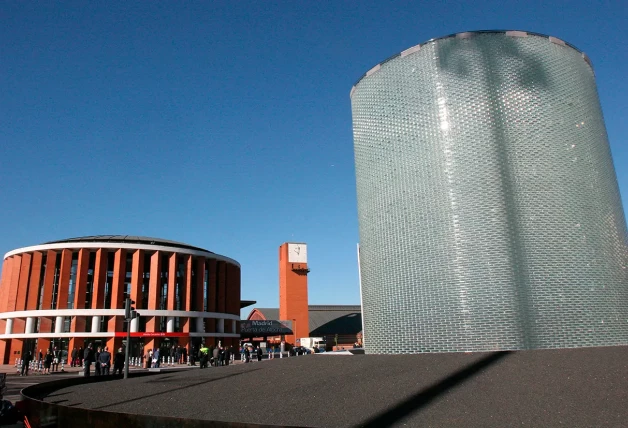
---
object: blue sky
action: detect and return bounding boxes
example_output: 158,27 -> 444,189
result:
1,1 -> 626,317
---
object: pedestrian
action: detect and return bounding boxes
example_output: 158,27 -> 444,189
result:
83,343 -> 94,377
99,346 -> 111,375
21,351 -> 32,376
199,343 -> 209,368
94,346 -> 102,376
78,346 -> 84,367
153,348 -> 160,368
52,347 -> 60,372
256,346 -> 263,362
71,348 -> 77,367
244,346 -> 250,363
113,348 -> 124,375
43,350 -> 53,374
212,346 -> 219,367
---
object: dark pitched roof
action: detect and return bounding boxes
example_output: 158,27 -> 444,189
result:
249,308 -> 279,321
247,305 -> 363,336
308,306 -> 362,335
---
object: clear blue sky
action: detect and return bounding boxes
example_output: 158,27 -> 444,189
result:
1,1 -> 626,317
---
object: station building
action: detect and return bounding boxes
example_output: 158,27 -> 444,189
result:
0,235 -> 243,363
243,242 -> 363,349
246,305 -> 362,349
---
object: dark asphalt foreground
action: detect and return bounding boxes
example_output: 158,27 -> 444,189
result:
36,346 -> 628,427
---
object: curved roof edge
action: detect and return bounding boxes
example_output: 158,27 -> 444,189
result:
42,235 -> 211,253
350,30 -> 591,96
4,238 -> 240,267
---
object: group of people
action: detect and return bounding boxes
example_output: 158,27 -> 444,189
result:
19,347 -> 62,376
241,344 -> 264,363
145,345 -> 190,368
81,343 -> 125,377
197,345 -> 236,368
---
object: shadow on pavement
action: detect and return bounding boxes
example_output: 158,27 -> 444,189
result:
357,351 -> 512,428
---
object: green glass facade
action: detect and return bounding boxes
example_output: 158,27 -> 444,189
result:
351,31 -> 628,353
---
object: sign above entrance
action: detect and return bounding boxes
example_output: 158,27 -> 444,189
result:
114,332 -> 190,338
240,320 -> 293,335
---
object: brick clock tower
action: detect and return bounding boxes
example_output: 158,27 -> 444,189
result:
279,242 -> 310,344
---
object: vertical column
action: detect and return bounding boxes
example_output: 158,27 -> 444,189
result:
106,249 -> 126,353
6,256 -> 22,316
195,257 -> 205,312
24,252 -> 43,361
5,319 -> 14,334
217,261 -> 226,314
37,250 -> 58,356
206,259 -> 217,334
91,316 -> 100,333
226,264 -> 241,316
144,251 -> 161,356
196,317 -> 205,333
26,252 -> 43,312
233,266 -> 241,339
131,250 -> 144,308
0,257 -> 12,363
25,317 -> 35,334
167,253 -> 176,311
182,255 -> 192,332
14,253 -> 32,336
7,255 -> 24,359
70,249 -> 90,350
91,249 -> 107,309
55,249 -> 72,310
55,317 -> 63,333
129,250 -> 144,335
167,317 -> 175,333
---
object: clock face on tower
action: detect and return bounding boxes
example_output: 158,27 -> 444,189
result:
288,243 -> 307,263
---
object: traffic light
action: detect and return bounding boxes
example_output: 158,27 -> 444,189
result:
125,299 -> 136,320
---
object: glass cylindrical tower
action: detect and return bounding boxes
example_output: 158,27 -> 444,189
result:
351,31 -> 628,353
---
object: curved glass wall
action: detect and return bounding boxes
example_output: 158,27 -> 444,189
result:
351,31 -> 628,353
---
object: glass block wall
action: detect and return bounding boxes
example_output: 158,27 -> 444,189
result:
351,31 -> 628,353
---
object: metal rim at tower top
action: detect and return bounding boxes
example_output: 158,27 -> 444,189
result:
350,30 -> 593,98
351,30 -> 628,354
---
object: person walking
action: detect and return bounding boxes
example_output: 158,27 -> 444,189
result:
70,348 -> 77,367
83,343 -> 94,377
113,348 -> 124,375
153,348 -> 160,368
256,346 -> 263,362
94,346 -> 102,376
77,346 -> 84,368
52,347 -> 60,372
21,351 -> 33,376
199,343 -> 209,369
99,347 -> 111,375
43,351 -> 53,375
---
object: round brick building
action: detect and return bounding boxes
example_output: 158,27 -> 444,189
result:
0,235 -> 241,364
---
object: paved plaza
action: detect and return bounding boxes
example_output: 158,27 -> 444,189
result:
18,346 -> 628,427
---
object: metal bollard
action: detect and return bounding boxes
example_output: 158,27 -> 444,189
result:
162,356 -> 165,367
187,355 -> 190,366
61,359 -> 65,372
16,359 -> 22,374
